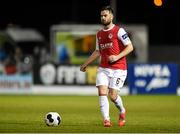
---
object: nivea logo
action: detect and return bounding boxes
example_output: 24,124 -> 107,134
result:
134,64 -> 170,77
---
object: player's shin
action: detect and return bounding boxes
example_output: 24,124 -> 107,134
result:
99,95 -> 110,121
113,95 -> 125,113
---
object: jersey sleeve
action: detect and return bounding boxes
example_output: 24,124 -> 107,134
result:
117,28 -> 132,45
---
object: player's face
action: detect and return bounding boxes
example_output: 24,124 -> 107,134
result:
100,10 -> 113,26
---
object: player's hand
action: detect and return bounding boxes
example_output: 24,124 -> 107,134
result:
80,64 -> 87,72
108,55 -> 118,63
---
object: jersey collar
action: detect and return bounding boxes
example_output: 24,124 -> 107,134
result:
102,24 -> 115,31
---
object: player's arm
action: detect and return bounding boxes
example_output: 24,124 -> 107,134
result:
109,43 -> 133,63
108,28 -> 134,63
80,50 -> 100,72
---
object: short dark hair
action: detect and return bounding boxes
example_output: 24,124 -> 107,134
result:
100,5 -> 114,14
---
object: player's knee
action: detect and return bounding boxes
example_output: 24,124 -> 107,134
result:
98,90 -> 108,96
98,87 -> 108,96
109,93 -> 117,102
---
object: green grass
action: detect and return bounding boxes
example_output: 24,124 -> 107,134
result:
0,95 -> 180,133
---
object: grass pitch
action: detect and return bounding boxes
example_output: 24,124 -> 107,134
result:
0,95 -> 180,133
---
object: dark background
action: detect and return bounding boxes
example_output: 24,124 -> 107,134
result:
0,0 -> 179,45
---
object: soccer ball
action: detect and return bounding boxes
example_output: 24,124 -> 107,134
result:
45,112 -> 61,126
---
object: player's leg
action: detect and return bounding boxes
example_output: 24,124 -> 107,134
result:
108,71 -> 127,126
97,85 -> 112,127
109,89 -> 126,114
96,68 -> 111,127
109,88 -> 126,127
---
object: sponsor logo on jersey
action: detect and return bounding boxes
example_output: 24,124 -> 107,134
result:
99,42 -> 113,49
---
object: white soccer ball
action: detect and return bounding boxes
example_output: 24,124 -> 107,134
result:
45,112 -> 61,126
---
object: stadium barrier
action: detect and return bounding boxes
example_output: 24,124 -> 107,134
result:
0,63 -> 179,95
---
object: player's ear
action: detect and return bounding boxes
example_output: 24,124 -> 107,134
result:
111,15 -> 114,20
111,14 -> 114,20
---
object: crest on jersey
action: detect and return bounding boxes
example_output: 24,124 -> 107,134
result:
108,33 -> 113,39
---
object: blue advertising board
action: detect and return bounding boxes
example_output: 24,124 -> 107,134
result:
128,63 -> 178,94
0,74 -> 32,91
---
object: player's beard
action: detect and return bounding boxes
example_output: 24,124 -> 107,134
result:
101,20 -> 111,27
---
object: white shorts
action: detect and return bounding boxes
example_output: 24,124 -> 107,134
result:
96,67 -> 127,90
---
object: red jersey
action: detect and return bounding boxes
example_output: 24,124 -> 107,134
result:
96,25 -> 130,70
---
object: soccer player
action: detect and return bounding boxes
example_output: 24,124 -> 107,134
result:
80,6 -> 134,127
